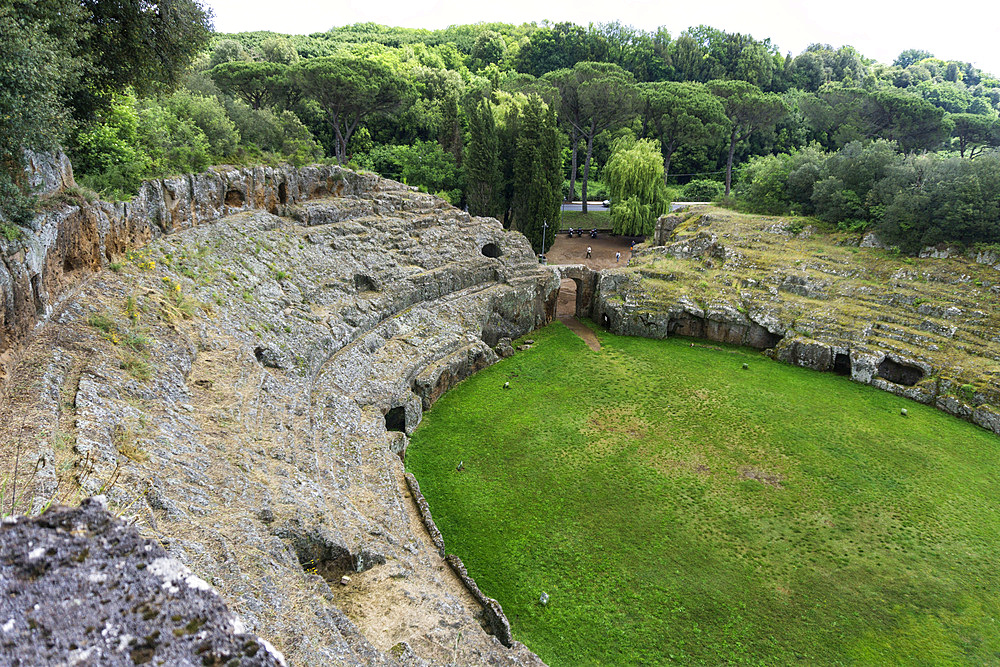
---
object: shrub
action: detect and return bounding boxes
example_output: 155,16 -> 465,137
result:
736,154 -> 792,214
137,100 -> 212,176
683,179 -> 725,202
163,90 -> 240,158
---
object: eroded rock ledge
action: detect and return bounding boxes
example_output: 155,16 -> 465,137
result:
1,164 -> 554,665
1,153 -> 378,356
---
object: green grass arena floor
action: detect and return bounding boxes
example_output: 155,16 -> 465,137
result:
406,322 -> 1000,665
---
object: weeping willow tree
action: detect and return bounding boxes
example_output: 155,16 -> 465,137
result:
604,136 -> 669,236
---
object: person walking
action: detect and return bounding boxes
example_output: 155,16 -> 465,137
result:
615,251 -> 621,263
586,246 -> 592,259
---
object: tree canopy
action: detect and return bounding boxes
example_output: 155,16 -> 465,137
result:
639,81 -> 728,181
210,61 -> 287,110
9,10 -> 1000,252
296,55 -> 413,163
707,79 -> 788,194
1,0 -> 212,222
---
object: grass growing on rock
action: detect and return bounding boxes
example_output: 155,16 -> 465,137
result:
406,322 -> 1000,665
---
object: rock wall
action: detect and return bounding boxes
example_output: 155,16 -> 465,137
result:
0,154 -> 377,357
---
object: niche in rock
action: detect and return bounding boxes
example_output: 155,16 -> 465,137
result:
833,352 -> 851,376
876,357 -> 924,386
385,405 -> 407,433
282,527 -> 386,583
225,189 -> 245,207
278,182 -> 288,205
30,274 -> 44,315
755,328 -> 785,350
254,345 -> 288,370
481,243 -> 502,259
354,274 -> 379,293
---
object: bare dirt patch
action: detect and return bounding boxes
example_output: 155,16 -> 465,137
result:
546,234 -> 636,270
560,317 -> 601,352
737,466 -> 785,489
580,405 -> 649,456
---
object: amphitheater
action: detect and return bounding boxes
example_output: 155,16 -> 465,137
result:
2,155 -> 999,665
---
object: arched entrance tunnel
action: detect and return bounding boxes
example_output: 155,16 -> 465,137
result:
556,278 -> 581,318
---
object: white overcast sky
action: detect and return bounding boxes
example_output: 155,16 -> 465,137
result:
203,0 -> 1000,76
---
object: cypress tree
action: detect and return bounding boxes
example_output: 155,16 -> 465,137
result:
464,99 -> 502,219
511,95 -> 562,252
439,93 -> 463,165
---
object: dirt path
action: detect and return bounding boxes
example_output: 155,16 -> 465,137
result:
547,233 -> 634,352
559,316 -> 601,352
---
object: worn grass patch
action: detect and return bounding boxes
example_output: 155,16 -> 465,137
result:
407,323 -> 1000,665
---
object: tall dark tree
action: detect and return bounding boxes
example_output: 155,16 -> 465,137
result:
864,89 -> 950,152
894,49 -> 934,69
210,61 -> 286,110
510,97 -> 562,252
493,93 -> 561,249
438,93 -> 463,165
707,79 -> 788,195
545,62 -> 637,211
464,99 -> 502,219
471,30 -> 507,69
71,0 -> 214,118
514,22 -> 594,77
589,21 -> 671,81
948,113 -> 1000,158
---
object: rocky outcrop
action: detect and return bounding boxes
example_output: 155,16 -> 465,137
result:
595,207 -> 1000,436
595,273 -> 785,350
23,149 -> 77,195
0,154 -> 378,357
0,497 -> 286,666
0,172 -> 553,666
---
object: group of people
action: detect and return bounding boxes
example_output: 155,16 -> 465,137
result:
563,227 -> 638,264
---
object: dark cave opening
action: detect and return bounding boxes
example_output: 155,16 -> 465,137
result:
833,352 -> 851,376
385,406 -> 407,432
876,357 -> 924,386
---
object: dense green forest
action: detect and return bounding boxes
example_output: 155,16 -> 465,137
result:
4,1 -> 1000,252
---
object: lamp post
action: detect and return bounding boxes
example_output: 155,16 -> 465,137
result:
540,220 -> 549,264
